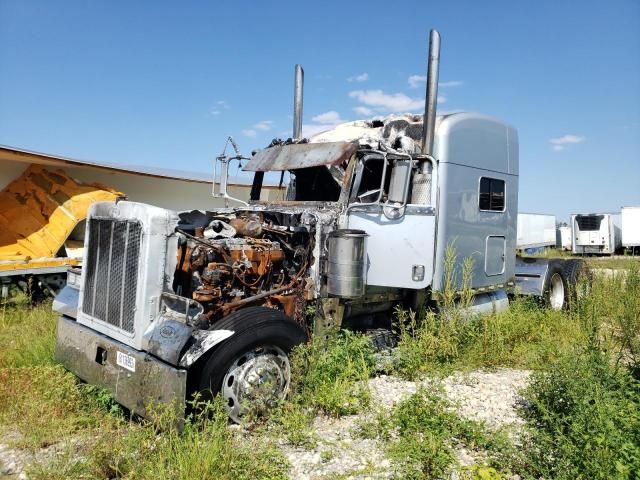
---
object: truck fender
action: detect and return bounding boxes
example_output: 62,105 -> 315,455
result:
146,318 -> 234,367
514,257 -> 549,297
178,328 -> 234,368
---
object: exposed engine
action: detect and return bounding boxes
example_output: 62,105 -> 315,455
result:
173,211 -> 313,324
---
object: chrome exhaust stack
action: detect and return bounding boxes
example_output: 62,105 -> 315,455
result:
293,64 -> 304,139
421,29 -> 441,156
285,64 -> 304,199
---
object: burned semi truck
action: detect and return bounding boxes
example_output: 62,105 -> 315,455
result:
54,30 -> 583,422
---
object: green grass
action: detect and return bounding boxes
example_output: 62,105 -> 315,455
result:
0,304 -> 375,478
0,300 -> 123,450
387,263 -> 640,478
0,300 -> 58,368
393,297 -> 585,378
584,255 -> 640,271
288,329 -> 374,417
249,330 -> 376,450
515,349 -> 640,480
0,301 -> 289,479
355,386 -> 513,479
1,262 -> 638,478
0,365 -> 122,450
28,398 -> 289,480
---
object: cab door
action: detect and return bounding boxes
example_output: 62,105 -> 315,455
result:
345,153 -> 436,289
485,235 -> 506,276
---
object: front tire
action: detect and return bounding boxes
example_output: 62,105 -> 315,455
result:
196,306 -> 307,423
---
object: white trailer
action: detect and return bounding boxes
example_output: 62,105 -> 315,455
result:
556,226 -> 572,250
621,206 -> 640,249
517,213 -> 556,250
571,213 -> 621,255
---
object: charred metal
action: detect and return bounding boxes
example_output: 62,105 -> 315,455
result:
173,209 -> 315,324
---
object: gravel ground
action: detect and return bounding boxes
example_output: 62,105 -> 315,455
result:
0,443 -> 28,480
443,369 -> 531,430
0,433 -> 89,480
0,369 -> 531,479
278,414 -> 392,480
0,432 -> 29,480
281,368 -> 531,479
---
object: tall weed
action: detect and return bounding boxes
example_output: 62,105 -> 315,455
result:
394,308 -> 475,378
29,398 -> 289,480
289,329 -> 374,416
0,301 -> 57,367
0,366 -> 121,449
517,349 -> 640,479
394,296 -> 585,377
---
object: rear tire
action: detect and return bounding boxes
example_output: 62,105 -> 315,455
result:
196,306 -> 307,423
543,260 -> 568,310
562,259 -> 590,305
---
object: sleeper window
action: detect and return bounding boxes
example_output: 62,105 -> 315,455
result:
479,177 -> 505,212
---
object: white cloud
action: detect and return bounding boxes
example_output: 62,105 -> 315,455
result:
408,76 -> 464,89
302,111 -> 347,138
240,120 -> 273,137
347,72 -> 369,82
312,111 -> 343,124
408,75 -> 426,88
549,134 -> 586,145
253,120 -> 273,131
440,80 -> 464,88
349,89 -> 445,113
549,134 -> 585,151
349,89 -> 423,113
353,106 -> 374,116
210,100 -> 230,116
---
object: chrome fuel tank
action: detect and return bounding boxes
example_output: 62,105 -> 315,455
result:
327,229 -> 368,298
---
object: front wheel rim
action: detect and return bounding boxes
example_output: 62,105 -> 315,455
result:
549,273 -> 565,310
221,345 -> 290,423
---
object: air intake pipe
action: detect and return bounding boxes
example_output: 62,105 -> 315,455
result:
421,29 -> 440,156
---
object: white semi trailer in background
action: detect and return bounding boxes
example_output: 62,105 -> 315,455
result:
621,206 -> 640,253
556,226 -> 572,251
53,30 -> 586,424
571,213 -> 621,255
516,213 -> 556,250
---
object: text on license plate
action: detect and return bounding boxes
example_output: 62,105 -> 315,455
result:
116,351 -> 136,372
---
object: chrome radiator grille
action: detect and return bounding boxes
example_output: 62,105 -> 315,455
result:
81,218 -> 142,333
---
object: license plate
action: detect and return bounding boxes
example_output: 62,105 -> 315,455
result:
116,351 -> 136,372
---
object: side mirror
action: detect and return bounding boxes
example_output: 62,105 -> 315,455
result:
384,159 -> 413,219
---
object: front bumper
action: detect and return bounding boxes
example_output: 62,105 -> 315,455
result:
55,315 -> 187,423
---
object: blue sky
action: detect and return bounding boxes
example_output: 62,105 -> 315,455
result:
1,0 -> 638,220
